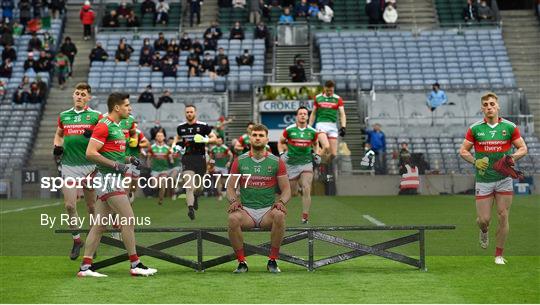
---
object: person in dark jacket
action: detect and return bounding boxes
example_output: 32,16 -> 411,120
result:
140,0 -> 156,19
60,36 -> 77,76
139,48 -> 153,67
36,50 -> 52,72
161,58 -> 177,78
229,21 -> 245,40
89,42 -> 108,62
126,11 -> 140,27
18,0 -> 32,33
154,32 -> 168,51
289,58 -> 306,82
102,10 -> 119,27
0,58 -> 13,78
138,85 -> 155,104
179,32 -> 192,51
114,39 -> 134,62
236,49 -> 254,66
155,90 -> 173,108
214,47 -> 228,64
27,32 -> 42,51
254,21 -> 270,47
50,0 -> 66,19
1,44 -> 17,62
189,0 -> 202,27
462,0 -> 478,22
152,52 -> 163,71
23,52 -> 37,72
216,57 -> 229,77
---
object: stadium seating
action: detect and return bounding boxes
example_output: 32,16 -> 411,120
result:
316,28 -> 516,91
102,1 -> 181,30
435,0 -> 498,26
88,32 -> 266,94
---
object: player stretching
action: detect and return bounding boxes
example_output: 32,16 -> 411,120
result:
209,136 -> 233,201
278,106 -> 319,224
125,128 -> 149,203
459,92 -> 527,265
53,83 -> 102,260
78,92 -> 157,277
308,80 -> 346,168
227,124 -> 291,273
173,105 -> 217,220
148,131 -> 170,205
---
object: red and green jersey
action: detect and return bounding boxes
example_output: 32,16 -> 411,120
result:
313,93 -> 344,123
149,143 -> 170,172
125,129 -> 146,158
119,115 -> 137,138
230,151 -> 287,209
236,133 -> 250,154
282,124 -> 318,165
57,107 -> 102,166
90,117 -> 127,175
465,118 -> 521,183
170,145 -> 182,168
210,144 -> 231,168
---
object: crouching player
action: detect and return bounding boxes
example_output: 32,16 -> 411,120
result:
227,124 -> 291,273
78,92 -> 157,277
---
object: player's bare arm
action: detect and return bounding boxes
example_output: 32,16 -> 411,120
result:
53,127 -> 64,146
226,172 -> 242,213
459,140 -> 475,164
274,174 -> 291,213
511,137 -> 527,161
278,136 -> 288,154
338,106 -> 346,128
308,104 -> 317,126
86,138 -> 118,169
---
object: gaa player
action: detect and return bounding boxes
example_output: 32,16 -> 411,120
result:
53,82 -> 102,260
459,92 -> 527,265
78,92 -> 157,277
147,131 -> 170,205
278,106 -> 319,224
308,80 -> 346,165
172,105 -> 217,220
168,137 -> 184,200
234,121 -> 255,155
125,127 -> 149,203
209,136 -> 233,201
227,124 -> 291,273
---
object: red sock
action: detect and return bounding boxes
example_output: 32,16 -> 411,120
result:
82,256 -> 92,266
495,247 -> 503,257
302,213 -> 308,220
235,248 -> 245,262
269,247 -> 279,260
129,254 -> 139,263
73,237 -> 82,244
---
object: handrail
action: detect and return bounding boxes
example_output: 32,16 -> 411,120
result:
271,26 -> 277,83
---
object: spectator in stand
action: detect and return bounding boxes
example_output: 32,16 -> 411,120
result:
289,58 -> 306,82
161,57 -> 177,77
27,33 -> 42,52
29,78 -> 44,103
0,80 -> 5,97
149,121 -> 166,140
279,7 -> 295,24
204,21 -> 223,40
215,47 -> 228,63
366,123 -> 386,175
365,0 -> 384,26
317,3 -> 333,22
139,48 -> 153,67
13,76 -> 31,104
117,0 -> 132,19
152,51 -> 163,71
50,0 -> 66,19
32,0 -> 45,18
156,90 -> 173,108
249,0 -> 262,24
138,85 -> 155,104
154,32 -> 168,51
236,49 -> 254,66
382,3 -> 397,26
189,0 -> 203,27
1,45 -> 17,62
168,39 -> 180,55
0,58 -> 13,78
397,141 -> 410,170
126,11 -> 140,27
164,45 -> 179,65
426,82 -> 448,112
102,9 -> 120,27
233,0 -> 246,8
201,52 -> 216,78
398,156 -> 419,195
477,0 -> 493,21
41,32 -> 55,51
89,42 -> 109,62
219,0 -> 232,7
187,54 -> 202,77
229,21 -> 245,40
141,37 -> 154,54
254,21 -> 270,47
115,38 -> 134,63
462,0 -> 478,22
36,51 -> 52,72
179,32 -> 192,51
2,0 -> 14,21
23,52 -> 37,72
216,57 -> 230,77
60,37 -> 77,77
192,39 -> 204,55
79,1 -> 95,41
307,3 -> 320,18
295,0 -> 309,18
54,52 -> 70,90
0,21 -> 14,47
155,0 -> 169,25
141,0 -> 156,19
203,30 -> 218,51
18,0 -> 32,33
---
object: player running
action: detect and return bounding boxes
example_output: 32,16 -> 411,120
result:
459,92 -> 527,265
168,136 -> 184,200
227,124 -> 291,273
147,131 -> 170,205
278,106 -> 320,224
53,82 -> 102,260
125,128 -> 149,203
209,136 -> 233,201
78,92 -> 157,277
234,121 -> 255,155
308,80 -> 346,165
172,105 -> 217,220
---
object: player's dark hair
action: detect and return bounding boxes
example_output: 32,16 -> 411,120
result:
251,124 -> 268,136
296,106 -> 309,115
185,104 -> 197,110
247,121 -> 255,127
107,92 -> 129,112
75,82 -> 91,94
324,80 -> 335,88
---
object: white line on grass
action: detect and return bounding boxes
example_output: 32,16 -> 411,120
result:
363,214 -> 385,226
0,201 -> 61,214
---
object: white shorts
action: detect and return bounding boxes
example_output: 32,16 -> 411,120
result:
286,162 -> 313,180
61,164 -> 96,188
243,206 -> 272,228
168,166 -> 182,177
475,177 -> 513,200
215,166 -> 229,175
151,170 -> 169,178
92,171 -> 127,201
315,122 -> 338,139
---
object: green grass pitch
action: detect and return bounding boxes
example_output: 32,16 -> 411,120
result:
1,195 -> 539,303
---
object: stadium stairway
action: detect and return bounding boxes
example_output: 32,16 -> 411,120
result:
500,10 -> 540,135
28,3 -> 94,171
395,0 -> 438,28
226,91 -> 254,142
342,98 -> 364,171
275,45 -> 311,82
181,0 -> 218,31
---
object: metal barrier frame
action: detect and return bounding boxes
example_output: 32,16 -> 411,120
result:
56,225 -> 455,272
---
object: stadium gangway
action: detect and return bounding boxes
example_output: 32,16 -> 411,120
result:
56,225 -> 455,272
